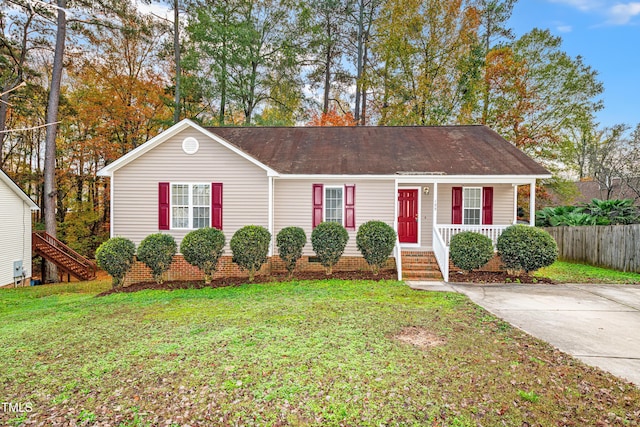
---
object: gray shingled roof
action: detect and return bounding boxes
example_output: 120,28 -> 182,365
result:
207,125 -> 549,176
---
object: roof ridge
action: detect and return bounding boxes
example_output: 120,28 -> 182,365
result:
205,124 -> 488,129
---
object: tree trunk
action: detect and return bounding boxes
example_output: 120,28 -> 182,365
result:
354,0 -> 365,123
0,91 -> 9,161
360,39 -> 369,125
323,44 -> 331,114
173,0 -> 181,124
322,15 -> 332,114
43,0 -> 67,283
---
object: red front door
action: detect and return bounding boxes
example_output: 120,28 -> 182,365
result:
398,189 -> 418,243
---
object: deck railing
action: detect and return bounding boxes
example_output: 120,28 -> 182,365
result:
432,227 -> 449,282
437,224 -> 510,247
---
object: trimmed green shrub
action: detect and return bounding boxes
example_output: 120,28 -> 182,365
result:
95,237 -> 136,288
230,225 -> 271,282
180,227 -> 226,284
449,232 -> 494,273
311,222 -> 349,275
497,225 -> 558,274
137,233 -> 177,284
276,227 -> 307,278
356,220 -> 396,275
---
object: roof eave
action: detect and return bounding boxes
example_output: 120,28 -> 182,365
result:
97,119 -> 279,177
274,173 -> 552,182
0,169 -> 39,209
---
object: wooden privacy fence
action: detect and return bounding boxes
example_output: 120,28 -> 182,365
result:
543,225 -> 640,272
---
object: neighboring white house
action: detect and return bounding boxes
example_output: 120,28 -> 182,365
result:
0,168 -> 39,287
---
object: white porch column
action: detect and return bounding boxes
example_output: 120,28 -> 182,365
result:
268,176 -> 274,256
433,182 -> 438,228
394,179 -> 399,233
529,179 -> 536,226
513,184 -> 518,224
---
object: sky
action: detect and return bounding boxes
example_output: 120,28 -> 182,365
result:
508,0 -> 640,128
138,0 -> 637,129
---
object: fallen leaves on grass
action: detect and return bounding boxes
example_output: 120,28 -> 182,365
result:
394,326 -> 446,349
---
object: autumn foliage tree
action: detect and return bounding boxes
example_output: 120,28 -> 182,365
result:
307,106 -> 357,126
0,0 -> 611,276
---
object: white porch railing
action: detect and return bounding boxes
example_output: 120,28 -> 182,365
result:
394,236 -> 402,281
433,224 -> 511,282
432,227 -> 449,282
437,224 -> 510,247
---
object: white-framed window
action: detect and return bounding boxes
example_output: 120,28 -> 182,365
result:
171,183 -> 210,229
463,187 -> 481,225
324,186 -> 343,225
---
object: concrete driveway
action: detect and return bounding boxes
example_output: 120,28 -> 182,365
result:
408,281 -> 640,386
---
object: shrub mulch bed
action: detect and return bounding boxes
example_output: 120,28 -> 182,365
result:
98,269 -> 557,297
449,270 -> 555,284
97,269 -> 398,297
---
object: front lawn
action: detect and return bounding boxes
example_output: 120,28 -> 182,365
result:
1,279 -> 638,426
536,261 -> 640,284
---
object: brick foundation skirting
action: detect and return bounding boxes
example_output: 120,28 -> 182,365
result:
448,253 -> 504,273
122,255 -> 397,286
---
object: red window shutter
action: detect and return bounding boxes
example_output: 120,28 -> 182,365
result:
158,182 -> 170,230
211,183 -> 223,230
482,186 -> 493,225
452,187 -> 462,224
312,184 -> 323,228
345,184 -> 356,230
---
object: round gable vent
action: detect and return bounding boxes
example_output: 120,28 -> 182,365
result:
182,137 -> 199,154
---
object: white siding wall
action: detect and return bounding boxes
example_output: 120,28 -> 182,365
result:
274,179 -> 396,256
112,128 -> 269,249
436,183 -> 515,225
0,181 -> 32,286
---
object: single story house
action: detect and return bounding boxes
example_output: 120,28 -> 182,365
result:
97,119 -> 551,282
0,168 -> 39,287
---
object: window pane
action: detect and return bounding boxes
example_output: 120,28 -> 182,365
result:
463,188 -> 481,208
192,206 -> 210,229
193,184 -> 210,206
325,187 -> 343,224
464,209 -> 480,225
172,184 -> 189,205
172,206 -> 188,228
463,188 -> 481,225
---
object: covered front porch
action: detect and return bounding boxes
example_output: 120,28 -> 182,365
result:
393,176 -> 539,282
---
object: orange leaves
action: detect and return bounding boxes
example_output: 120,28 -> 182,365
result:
484,47 -> 541,149
307,107 -> 357,126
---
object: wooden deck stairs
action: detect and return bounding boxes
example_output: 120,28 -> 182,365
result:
401,251 -> 444,281
32,231 -> 97,281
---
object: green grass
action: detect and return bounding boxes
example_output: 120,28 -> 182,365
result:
1,279 -> 638,426
536,261 -> 640,284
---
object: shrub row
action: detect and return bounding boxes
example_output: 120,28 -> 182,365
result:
449,225 -> 558,275
95,220 -> 397,288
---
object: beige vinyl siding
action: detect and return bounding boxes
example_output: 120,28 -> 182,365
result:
274,179 -> 396,256
112,128 -> 269,248
0,181 -> 32,286
436,183 -> 515,225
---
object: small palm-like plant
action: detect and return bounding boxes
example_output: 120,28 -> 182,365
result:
583,198 -> 639,225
